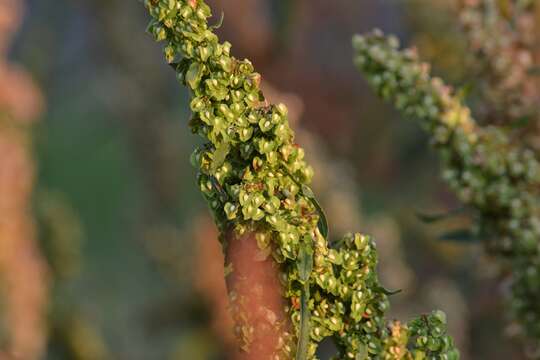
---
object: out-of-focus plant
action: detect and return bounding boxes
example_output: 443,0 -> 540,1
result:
402,0 -> 470,91
0,0 -> 48,358
405,0 -> 540,134
36,191 -> 110,360
37,192 -> 83,281
144,1 -> 459,359
458,0 -> 540,138
353,29 -> 540,357
1,2 -> 110,358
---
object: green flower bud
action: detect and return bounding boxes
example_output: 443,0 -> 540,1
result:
224,202 -> 238,220
251,193 -> 265,208
259,117 -> 274,132
257,138 -> 275,154
266,151 -> 279,165
238,127 -> 253,142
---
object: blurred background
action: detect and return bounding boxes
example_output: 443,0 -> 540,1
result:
0,0 -> 534,359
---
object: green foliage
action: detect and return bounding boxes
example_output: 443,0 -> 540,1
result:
145,1 -> 459,359
354,30 -> 540,356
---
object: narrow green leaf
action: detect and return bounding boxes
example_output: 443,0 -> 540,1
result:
301,184 -> 315,198
439,229 -> 477,243
415,207 -> 465,224
302,185 -> 329,239
314,199 -> 329,239
297,243 -> 313,283
376,285 -> 402,296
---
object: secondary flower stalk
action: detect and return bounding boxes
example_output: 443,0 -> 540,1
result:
354,30 -> 540,357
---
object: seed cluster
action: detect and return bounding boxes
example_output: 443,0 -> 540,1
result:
354,30 -> 540,356
145,1 -> 458,358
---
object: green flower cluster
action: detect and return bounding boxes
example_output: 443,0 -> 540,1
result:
145,1 -> 458,358
353,31 -> 540,356
378,312 -> 458,360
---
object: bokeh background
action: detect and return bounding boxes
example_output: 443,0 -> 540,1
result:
1,0 -> 531,359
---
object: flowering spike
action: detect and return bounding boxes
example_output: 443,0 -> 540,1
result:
145,1 -> 458,358
354,30 -> 540,354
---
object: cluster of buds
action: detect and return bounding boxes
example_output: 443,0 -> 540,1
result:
145,0 -> 458,358
353,31 -> 540,356
458,0 -> 540,147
